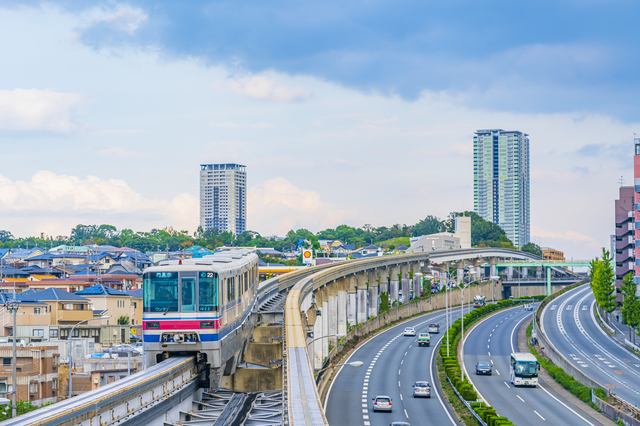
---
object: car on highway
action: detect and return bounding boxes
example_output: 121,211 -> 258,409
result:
412,381 -> 431,398
372,395 -> 392,412
417,333 -> 430,347
403,327 -> 416,337
428,323 -> 440,334
476,361 -> 492,375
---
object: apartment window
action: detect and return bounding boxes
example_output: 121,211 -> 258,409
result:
60,329 -> 69,339
133,302 -> 137,309
2,358 -> 10,366
29,383 -> 38,394
52,379 -> 58,390
32,329 -> 44,337
53,355 -> 59,366
34,308 -> 41,314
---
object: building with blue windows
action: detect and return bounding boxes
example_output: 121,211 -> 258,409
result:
474,129 -> 530,248
199,164 -> 247,236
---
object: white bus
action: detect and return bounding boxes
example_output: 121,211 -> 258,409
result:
473,295 -> 486,307
510,352 -> 540,387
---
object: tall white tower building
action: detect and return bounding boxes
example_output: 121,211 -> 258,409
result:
199,164 -> 246,235
473,129 -> 530,248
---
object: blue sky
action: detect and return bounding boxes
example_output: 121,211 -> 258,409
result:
0,1 -> 637,258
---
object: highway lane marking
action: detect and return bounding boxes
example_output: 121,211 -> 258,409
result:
534,410 -> 546,421
398,381 -> 401,387
516,395 -> 525,402
538,384 -> 595,426
405,351 -> 407,356
400,394 -> 403,400
399,369 -> 401,375
550,305 -> 557,310
404,409 -> 409,418
567,305 -> 572,310
504,382 -> 510,388
401,360 -> 404,365
488,351 -> 491,356
582,305 -> 587,311
490,360 -> 493,365
496,370 -> 500,376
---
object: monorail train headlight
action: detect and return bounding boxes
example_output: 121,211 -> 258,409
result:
146,322 -> 160,329
200,321 -> 215,328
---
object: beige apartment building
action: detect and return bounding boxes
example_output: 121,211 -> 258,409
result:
0,344 -> 60,406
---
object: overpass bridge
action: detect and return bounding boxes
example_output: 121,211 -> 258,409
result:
0,248 -> 584,426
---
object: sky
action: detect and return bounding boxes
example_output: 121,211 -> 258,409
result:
0,1 -> 638,259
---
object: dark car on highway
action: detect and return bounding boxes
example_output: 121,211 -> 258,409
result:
476,361 -> 492,375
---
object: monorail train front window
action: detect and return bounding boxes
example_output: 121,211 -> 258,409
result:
181,277 -> 196,312
198,272 -> 218,311
144,272 -> 178,312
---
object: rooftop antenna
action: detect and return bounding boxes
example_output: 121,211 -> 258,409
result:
619,176 -> 625,187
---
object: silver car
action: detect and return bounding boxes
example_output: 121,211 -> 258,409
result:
412,381 -> 431,398
372,395 -> 392,412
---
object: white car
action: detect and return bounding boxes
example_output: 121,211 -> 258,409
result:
403,327 -> 416,337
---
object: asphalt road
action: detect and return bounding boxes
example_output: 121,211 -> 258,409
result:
464,305 -> 605,426
541,284 -> 640,407
326,306 -> 472,426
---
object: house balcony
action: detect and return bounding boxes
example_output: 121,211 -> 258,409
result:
57,310 -> 93,324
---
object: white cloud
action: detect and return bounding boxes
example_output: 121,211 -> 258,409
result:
248,178 -> 355,235
229,76 -> 310,102
80,4 -> 148,35
0,171 -> 198,236
0,89 -> 83,132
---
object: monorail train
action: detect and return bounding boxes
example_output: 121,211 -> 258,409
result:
142,249 -> 259,389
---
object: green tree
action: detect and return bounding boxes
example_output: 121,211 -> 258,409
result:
521,242 -> 543,258
411,215 -> 444,237
621,272 -> 640,344
591,249 -> 616,324
117,315 -> 130,325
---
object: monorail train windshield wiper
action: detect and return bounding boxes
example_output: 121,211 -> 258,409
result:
163,298 -> 178,315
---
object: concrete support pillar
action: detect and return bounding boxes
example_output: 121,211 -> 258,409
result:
322,300 -> 329,363
507,266 -> 513,281
379,270 -> 389,295
337,290 -> 347,337
522,267 -> 528,279
368,270 -> 379,317
347,291 -> 356,329
328,292 -> 338,350
536,267 -> 542,279
475,263 -> 483,281
400,265 -> 410,304
390,267 -> 400,304
413,268 -> 422,299
313,311 -> 323,368
457,266 -> 464,287
489,259 -> 497,279
357,288 -> 367,324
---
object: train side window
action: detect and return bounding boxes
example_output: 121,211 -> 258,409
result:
198,272 -> 218,312
227,277 -> 235,302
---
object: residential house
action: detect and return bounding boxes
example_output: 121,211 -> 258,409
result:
28,289 -> 98,344
25,253 -> 86,268
126,289 -> 143,337
75,285 -> 132,346
332,244 -> 356,256
357,245 -> 381,256
48,245 -> 90,254
0,293 -> 49,340
5,248 -> 44,266
0,343 -> 60,406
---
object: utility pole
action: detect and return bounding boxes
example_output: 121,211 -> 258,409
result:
5,298 -> 19,419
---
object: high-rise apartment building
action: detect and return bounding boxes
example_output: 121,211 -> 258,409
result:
615,186 -> 634,304
473,129 -> 530,248
634,137 -> 640,288
200,164 -> 246,235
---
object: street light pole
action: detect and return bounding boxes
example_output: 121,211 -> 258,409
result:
68,315 -> 109,399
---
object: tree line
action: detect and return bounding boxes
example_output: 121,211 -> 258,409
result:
0,211 -> 543,257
